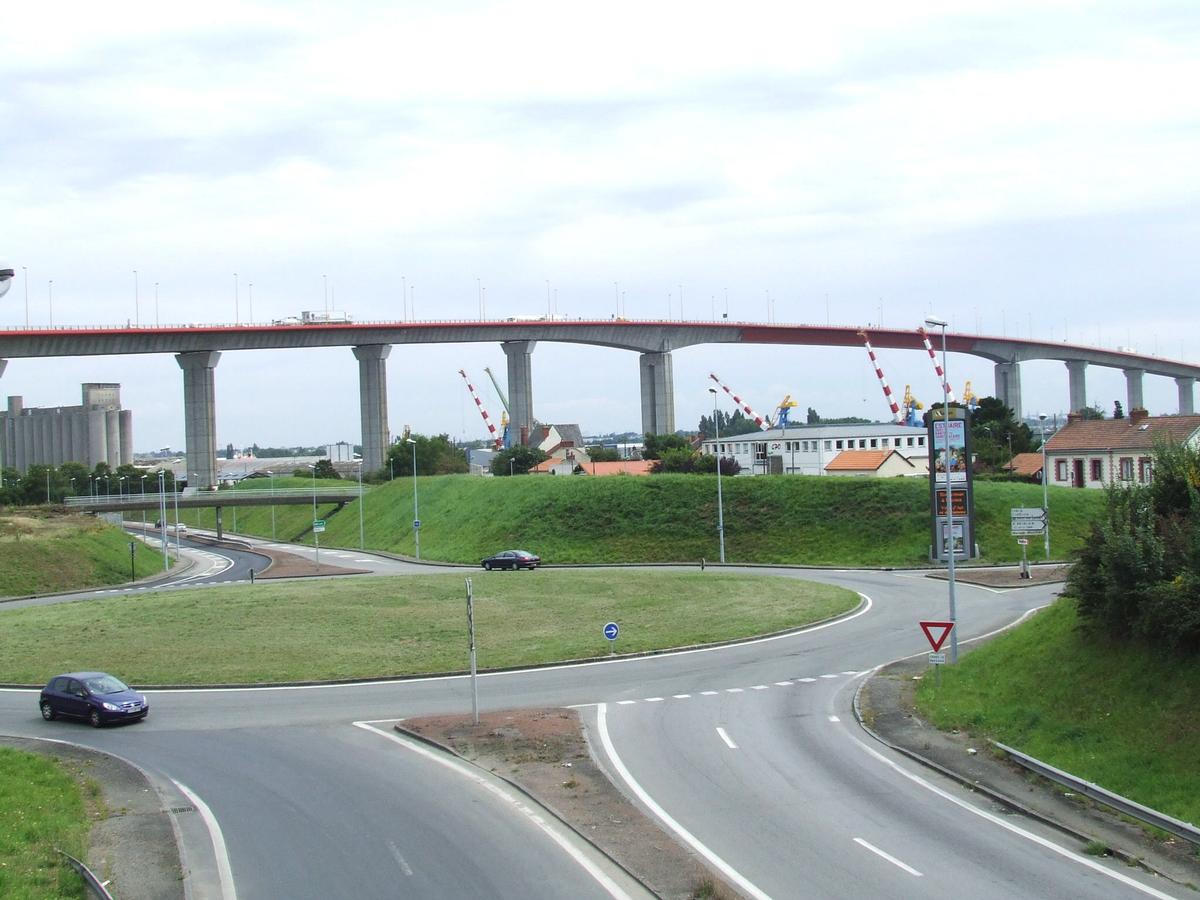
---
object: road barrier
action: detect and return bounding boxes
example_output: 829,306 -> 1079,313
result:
59,850 -> 114,900
993,741 -> 1200,846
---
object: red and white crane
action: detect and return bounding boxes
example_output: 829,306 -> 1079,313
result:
708,372 -> 772,431
917,327 -> 957,403
458,369 -> 503,450
858,331 -> 903,424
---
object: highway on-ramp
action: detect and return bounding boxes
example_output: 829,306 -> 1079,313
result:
0,565 -> 1185,899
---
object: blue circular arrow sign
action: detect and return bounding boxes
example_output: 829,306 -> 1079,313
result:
603,622 -> 619,641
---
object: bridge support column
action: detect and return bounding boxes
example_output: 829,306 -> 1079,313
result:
352,344 -> 392,474
1124,368 -> 1145,413
639,351 -> 675,436
176,351 -> 221,491
1066,359 -> 1088,413
502,341 -> 537,445
0,360 -> 7,482
1178,377 -> 1196,415
993,361 -> 1022,419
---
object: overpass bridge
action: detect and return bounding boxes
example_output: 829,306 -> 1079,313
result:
3,318 -> 1198,483
64,488 -> 365,540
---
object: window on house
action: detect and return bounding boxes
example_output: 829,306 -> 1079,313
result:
1139,457 -> 1153,483
1119,457 -> 1133,480
1090,460 -> 1102,482
1055,460 -> 1068,482
824,441 -> 832,451
858,439 -> 867,448
870,439 -> 878,448
918,436 -> 925,446
907,437 -> 914,447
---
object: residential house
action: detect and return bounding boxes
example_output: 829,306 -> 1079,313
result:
824,449 -> 925,478
1043,409 -> 1200,488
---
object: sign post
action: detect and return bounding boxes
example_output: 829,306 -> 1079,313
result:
466,578 -> 479,725
129,540 -> 136,582
604,621 -> 619,655
920,620 -> 955,686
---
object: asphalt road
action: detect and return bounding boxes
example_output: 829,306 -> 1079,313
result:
0,559 -> 1188,899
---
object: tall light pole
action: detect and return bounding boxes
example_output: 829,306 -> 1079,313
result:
140,474 -> 147,534
708,387 -> 726,564
155,282 -> 160,327
172,477 -> 181,556
132,270 -> 139,326
925,315 -> 958,664
157,471 -> 168,571
22,265 -> 29,327
1039,414 -> 1050,561
266,469 -> 276,540
234,272 -> 239,323
357,460 -> 365,549
308,463 -> 320,570
407,438 -> 420,560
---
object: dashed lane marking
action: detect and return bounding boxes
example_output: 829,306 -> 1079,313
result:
608,672 -> 860,707
716,727 -> 738,749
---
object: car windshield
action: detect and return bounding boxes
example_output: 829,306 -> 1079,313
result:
84,675 -> 130,694
513,550 -> 533,557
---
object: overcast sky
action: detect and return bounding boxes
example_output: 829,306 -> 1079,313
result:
3,1 -> 1198,452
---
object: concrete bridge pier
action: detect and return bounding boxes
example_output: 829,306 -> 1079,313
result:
993,361 -> 1022,419
352,344 -> 391,473
177,351 -> 221,490
1178,377 -> 1196,415
1124,368 -> 1145,413
502,341 -> 536,444
639,351 -> 675,436
1066,359 -> 1088,413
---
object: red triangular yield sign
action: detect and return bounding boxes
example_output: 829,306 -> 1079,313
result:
919,621 -> 954,652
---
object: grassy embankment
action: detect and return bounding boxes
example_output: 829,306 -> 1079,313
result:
915,598 -> 1200,829
0,747 -> 97,900
0,511 -> 165,598
191,474 -> 1102,567
0,570 -> 857,684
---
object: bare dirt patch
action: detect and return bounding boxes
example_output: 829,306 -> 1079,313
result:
927,564 -> 1070,588
400,708 -> 737,900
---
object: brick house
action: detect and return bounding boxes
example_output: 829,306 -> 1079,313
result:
1043,409 -> 1200,488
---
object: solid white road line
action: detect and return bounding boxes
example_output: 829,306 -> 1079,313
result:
173,779 -> 238,900
848,733 -> 1178,898
716,727 -> 738,749
774,681 -> 793,686
853,838 -> 922,876
355,722 -> 635,900
596,703 -> 772,900
828,715 -> 840,723
387,842 -> 414,876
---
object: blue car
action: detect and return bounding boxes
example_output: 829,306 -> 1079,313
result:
480,549 -> 541,570
40,672 -> 149,727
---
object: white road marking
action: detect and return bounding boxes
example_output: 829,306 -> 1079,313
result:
725,688 -> 744,693
828,715 -> 840,723
387,841 -> 414,876
172,779 -> 238,900
716,727 -> 738,749
820,674 -> 838,679
597,704 -> 771,900
673,694 -> 691,699
356,722 -> 634,899
644,697 -> 664,703
853,838 -> 922,876
848,731 -> 1177,898
840,671 -> 858,676
618,700 -> 637,705
774,681 -> 793,686
701,690 -> 719,696
751,685 -> 769,690
797,677 -> 817,683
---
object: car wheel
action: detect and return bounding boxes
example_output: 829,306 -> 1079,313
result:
89,708 -> 103,728
40,702 -> 56,721
484,562 -> 492,571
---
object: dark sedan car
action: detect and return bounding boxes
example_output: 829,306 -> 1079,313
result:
480,549 -> 540,570
40,672 -> 149,727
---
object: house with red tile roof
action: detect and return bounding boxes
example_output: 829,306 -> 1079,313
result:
823,448 -> 926,477
1043,408 -> 1200,488
1003,452 -> 1044,481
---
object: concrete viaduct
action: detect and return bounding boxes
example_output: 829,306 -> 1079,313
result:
1,320 -> 1197,485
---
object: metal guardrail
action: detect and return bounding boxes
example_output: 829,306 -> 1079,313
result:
993,741 -> 1200,846
64,488 -> 366,507
59,850 -> 115,900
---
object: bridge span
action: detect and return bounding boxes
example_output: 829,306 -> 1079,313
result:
2,319 -> 1197,482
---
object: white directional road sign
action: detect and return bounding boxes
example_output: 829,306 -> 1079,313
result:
1011,507 -> 1046,534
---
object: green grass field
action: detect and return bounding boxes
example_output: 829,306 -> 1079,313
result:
0,570 -> 858,684
0,512 -> 165,598
193,473 -> 1101,567
915,598 -> 1200,827
0,748 -> 96,900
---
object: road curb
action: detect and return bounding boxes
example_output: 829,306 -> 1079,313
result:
391,722 -> 657,896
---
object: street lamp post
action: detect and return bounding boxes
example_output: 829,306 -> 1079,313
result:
357,460 -> 365,549
308,464 -> 320,570
172,478 -> 181,556
266,469 -> 276,539
140,474 -> 147,534
925,316 -> 958,664
1039,415 -> 1050,561
157,471 -> 168,572
708,387 -> 726,564
407,438 -> 420,560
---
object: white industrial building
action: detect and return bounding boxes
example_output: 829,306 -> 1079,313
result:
700,423 -> 929,475
2,383 -> 133,473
